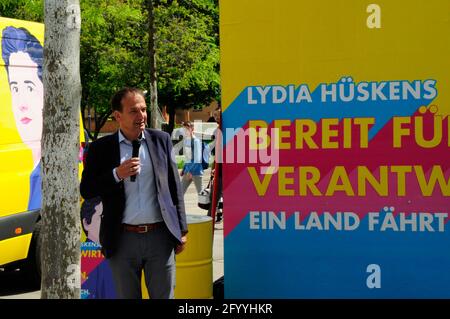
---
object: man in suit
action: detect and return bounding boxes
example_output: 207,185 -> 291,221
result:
80,87 -> 188,299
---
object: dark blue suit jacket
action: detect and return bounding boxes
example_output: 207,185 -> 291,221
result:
80,129 -> 187,258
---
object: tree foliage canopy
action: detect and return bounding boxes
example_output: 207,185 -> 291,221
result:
80,0 -> 148,138
0,0 -> 44,22
0,0 -> 220,137
155,0 -> 220,110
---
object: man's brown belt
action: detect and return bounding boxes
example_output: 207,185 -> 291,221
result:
122,222 -> 163,233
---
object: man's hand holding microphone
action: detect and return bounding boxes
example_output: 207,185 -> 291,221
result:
116,139 -> 141,181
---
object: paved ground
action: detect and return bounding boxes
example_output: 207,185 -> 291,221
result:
0,168 -> 223,299
184,168 -> 224,283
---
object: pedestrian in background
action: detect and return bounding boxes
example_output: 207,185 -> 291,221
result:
180,121 -> 204,197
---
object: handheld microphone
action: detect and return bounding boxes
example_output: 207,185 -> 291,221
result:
131,139 -> 141,182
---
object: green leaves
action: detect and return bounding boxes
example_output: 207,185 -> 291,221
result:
1,0 -> 220,137
79,0 -> 147,137
0,0 -> 44,22
155,0 -> 220,110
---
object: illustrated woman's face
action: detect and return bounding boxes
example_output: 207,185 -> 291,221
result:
8,51 -> 43,143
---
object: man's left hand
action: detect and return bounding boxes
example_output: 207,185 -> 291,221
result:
175,235 -> 187,254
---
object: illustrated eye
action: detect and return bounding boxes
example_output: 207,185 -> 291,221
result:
27,86 -> 34,93
11,85 -> 18,93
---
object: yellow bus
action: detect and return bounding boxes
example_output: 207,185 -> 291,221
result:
0,17 -> 85,285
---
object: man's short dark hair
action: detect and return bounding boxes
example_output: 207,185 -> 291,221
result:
111,87 -> 145,112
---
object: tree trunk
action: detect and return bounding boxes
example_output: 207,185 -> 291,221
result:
147,0 -> 159,129
93,112 -> 111,140
41,0 -> 82,299
168,104 -> 176,135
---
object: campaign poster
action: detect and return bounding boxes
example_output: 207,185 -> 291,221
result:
81,197 -> 117,299
220,0 -> 450,298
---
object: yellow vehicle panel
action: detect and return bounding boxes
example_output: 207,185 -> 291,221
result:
0,234 -> 32,265
0,17 -> 85,268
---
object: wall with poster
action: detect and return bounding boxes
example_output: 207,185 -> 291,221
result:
220,0 -> 450,298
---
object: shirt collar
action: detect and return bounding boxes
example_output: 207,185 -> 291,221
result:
118,130 -> 145,145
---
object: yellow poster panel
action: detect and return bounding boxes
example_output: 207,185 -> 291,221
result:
221,0 -> 450,298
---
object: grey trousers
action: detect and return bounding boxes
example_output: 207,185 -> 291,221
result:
181,174 -> 203,195
108,225 -> 176,299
